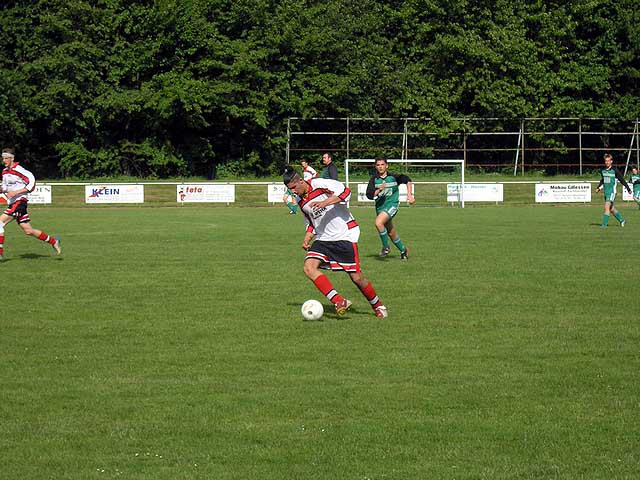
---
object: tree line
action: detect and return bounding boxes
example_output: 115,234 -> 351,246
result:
0,0 -> 638,178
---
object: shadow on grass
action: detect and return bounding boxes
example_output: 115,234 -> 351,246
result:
286,302 -> 370,320
18,253 -> 64,260
590,222 -> 625,227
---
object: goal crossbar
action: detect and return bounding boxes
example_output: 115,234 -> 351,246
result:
345,158 -> 466,207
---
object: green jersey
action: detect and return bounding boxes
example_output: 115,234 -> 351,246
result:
598,167 -> 630,200
630,173 -> 640,194
366,172 -> 412,212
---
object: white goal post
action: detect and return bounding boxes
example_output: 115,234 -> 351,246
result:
345,158 -> 466,208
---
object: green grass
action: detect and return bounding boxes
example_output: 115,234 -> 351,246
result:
1,205 -> 639,479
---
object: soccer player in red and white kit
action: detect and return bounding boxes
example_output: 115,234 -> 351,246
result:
284,166 -> 388,318
0,148 -> 61,260
300,159 -> 317,181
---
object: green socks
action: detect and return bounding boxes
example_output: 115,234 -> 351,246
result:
378,228 -> 390,248
613,211 -> 624,224
392,237 -> 406,253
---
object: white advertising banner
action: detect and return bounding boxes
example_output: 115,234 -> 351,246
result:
85,184 -> 144,204
268,184 -> 287,203
447,183 -> 503,202
176,184 -> 235,203
535,183 -> 591,203
357,183 -> 411,202
622,187 -> 636,201
27,184 -> 52,204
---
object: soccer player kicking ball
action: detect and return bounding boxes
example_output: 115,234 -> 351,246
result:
365,158 -> 415,259
629,167 -> 640,209
595,153 -> 632,227
0,148 -> 61,260
283,166 -> 388,318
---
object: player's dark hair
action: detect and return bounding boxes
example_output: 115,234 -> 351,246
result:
375,157 -> 388,164
283,166 -> 301,185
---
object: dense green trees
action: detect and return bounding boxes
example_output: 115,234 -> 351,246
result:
0,0 -> 638,178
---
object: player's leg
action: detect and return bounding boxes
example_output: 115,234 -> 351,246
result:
0,214 -> 13,260
303,257 -> 350,313
284,200 -> 298,214
348,271 -> 387,318
18,221 -> 61,254
609,203 -> 625,226
602,200 -> 612,227
386,219 -> 408,259
374,210 -> 391,256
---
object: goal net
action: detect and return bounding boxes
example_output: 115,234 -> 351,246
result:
345,158 -> 466,207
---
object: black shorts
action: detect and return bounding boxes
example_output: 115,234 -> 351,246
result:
305,240 -> 361,273
3,199 -> 30,224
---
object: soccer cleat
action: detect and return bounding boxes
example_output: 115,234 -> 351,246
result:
621,220 -> 626,227
375,306 -> 388,318
379,246 -> 391,258
335,298 -> 352,315
52,237 -> 61,255
400,246 -> 409,260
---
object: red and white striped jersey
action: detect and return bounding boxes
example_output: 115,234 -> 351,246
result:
2,162 -> 36,205
296,177 -> 360,243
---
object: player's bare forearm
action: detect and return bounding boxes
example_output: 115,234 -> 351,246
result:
302,232 -> 314,250
309,195 -> 340,210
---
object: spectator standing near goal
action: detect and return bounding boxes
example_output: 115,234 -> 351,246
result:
283,166 -> 388,318
0,148 -> 61,260
366,158 -> 414,259
595,153 -> 632,227
320,152 -> 338,180
300,159 -> 317,181
629,166 -> 640,209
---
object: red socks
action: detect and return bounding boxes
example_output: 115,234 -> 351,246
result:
313,274 -> 344,305
359,282 -> 383,310
37,232 -> 56,245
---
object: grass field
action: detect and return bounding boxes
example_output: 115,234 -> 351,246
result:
1,204 -> 639,479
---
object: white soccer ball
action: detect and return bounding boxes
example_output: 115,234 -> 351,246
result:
301,299 -> 324,321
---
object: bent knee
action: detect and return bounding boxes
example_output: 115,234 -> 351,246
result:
303,260 -> 320,279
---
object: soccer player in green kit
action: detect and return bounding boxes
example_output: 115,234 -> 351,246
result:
629,166 -> 640,209
595,153 -> 632,227
366,158 -> 415,258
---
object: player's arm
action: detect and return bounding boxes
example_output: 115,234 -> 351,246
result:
5,186 -> 29,199
615,169 -> 632,193
396,174 -> 415,204
311,192 -> 345,210
309,178 -> 351,210
302,224 -> 315,250
405,181 -> 415,204
365,176 -> 377,200
595,174 -> 604,192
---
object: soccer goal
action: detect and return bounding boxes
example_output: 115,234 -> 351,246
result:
345,158 -> 466,207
